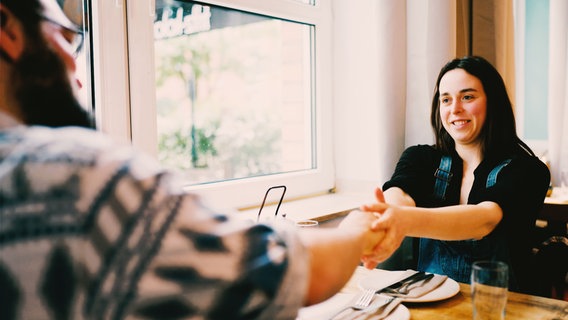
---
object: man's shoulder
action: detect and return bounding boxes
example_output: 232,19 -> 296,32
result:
28,125 -> 115,149
0,125 -> 167,208
1,125 -> 169,185
4,126 -> 130,164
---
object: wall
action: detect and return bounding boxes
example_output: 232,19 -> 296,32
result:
332,0 -> 455,192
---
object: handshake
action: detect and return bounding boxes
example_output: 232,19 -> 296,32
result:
338,187 -> 399,270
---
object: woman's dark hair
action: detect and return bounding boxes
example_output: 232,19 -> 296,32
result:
430,56 -> 535,157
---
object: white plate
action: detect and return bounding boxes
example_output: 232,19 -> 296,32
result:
297,292 -> 410,320
357,270 -> 461,303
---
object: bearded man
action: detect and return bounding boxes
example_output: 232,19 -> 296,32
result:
0,1 -> 384,319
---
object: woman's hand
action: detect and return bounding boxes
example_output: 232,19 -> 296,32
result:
360,187 -> 389,214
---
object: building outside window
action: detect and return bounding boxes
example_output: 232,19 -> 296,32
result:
153,1 -> 314,185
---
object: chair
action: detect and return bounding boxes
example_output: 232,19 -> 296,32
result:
531,235 -> 568,300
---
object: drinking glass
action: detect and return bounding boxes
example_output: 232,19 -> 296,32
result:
471,261 -> 508,320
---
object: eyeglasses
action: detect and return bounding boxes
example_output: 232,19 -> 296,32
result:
39,15 -> 85,57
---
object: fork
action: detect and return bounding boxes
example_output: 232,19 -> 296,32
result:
351,297 -> 396,320
328,288 -> 375,319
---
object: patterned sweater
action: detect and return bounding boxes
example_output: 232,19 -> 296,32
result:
0,124 -> 308,320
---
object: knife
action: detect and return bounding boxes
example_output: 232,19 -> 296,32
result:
375,271 -> 429,293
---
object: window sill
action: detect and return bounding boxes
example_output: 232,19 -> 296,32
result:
236,191 -> 374,223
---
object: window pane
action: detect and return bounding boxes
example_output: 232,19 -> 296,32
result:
153,1 -> 314,185
64,0 -> 93,115
523,0 -> 548,140
75,41 -> 91,110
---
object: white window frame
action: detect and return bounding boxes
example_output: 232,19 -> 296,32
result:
93,0 -> 334,209
91,0 -> 131,146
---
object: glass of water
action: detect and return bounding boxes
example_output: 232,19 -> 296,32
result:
471,261 -> 508,320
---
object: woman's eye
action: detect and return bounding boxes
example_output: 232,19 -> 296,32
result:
440,98 -> 450,104
462,95 -> 473,101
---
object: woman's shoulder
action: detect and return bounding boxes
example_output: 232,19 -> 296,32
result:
400,144 -> 441,162
513,154 -> 550,176
506,146 -> 548,171
502,149 -> 550,186
403,144 -> 438,155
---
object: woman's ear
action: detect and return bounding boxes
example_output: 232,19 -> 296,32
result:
0,5 -> 26,62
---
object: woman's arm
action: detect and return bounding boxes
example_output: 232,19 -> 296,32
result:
361,187 -> 503,264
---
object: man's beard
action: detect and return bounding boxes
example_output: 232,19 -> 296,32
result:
11,40 -> 95,129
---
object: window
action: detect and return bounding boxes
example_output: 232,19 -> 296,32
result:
153,1 -> 314,184
522,0 -> 548,142
63,0 -> 93,116
97,0 -> 333,208
514,0 -> 550,154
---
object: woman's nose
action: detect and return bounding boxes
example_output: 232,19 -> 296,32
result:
450,101 -> 463,113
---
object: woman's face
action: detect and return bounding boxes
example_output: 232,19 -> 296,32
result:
438,68 -> 487,149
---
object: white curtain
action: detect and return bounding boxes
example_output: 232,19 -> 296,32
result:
405,0 -> 456,148
547,0 -> 568,186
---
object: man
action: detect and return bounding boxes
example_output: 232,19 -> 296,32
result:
0,0 -> 384,319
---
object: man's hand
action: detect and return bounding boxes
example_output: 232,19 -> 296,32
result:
336,209 -> 384,270
359,187 -> 408,269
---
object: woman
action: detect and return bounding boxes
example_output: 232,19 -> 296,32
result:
362,56 -> 550,293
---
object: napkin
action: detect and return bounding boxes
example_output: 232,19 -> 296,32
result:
362,295 -> 402,320
297,293 -> 402,320
386,274 -> 448,299
329,295 -> 401,320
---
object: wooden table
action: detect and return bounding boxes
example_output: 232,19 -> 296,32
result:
300,267 -> 568,320
408,282 -> 567,319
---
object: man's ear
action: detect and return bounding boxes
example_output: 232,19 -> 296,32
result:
0,5 -> 26,61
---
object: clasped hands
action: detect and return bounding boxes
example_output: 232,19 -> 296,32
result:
342,187 -> 407,270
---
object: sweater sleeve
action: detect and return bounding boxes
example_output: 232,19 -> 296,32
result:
82,146 -> 309,320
